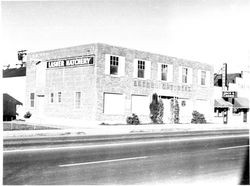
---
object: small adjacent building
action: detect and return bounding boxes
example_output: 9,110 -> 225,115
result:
3,93 -> 23,121
2,65 -> 26,120
25,43 -> 214,125
214,67 -> 250,124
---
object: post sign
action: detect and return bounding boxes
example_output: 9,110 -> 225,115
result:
222,91 -> 237,98
47,56 -> 94,68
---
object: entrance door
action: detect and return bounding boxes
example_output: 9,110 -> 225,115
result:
37,95 -> 45,117
162,98 -> 172,124
179,99 -> 193,123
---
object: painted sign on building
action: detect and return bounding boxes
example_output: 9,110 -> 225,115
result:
222,91 -> 237,98
133,79 -> 191,92
47,56 -> 94,68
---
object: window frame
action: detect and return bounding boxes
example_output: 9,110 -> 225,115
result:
182,67 -> 188,84
110,55 -> 119,75
58,92 -> 62,103
75,92 -> 81,109
161,64 -> 168,81
30,93 -> 35,107
137,60 -> 145,78
201,70 -> 206,86
50,93 -> 54,103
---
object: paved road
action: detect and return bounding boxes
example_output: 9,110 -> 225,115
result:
3,130 -> 249,185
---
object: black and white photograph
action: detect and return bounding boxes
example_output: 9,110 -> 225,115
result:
1,0 -> 250,185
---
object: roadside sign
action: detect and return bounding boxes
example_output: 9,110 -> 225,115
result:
222,91 -> 237,98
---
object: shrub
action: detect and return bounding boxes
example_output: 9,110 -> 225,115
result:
126,113 -> 140,125
191,110 -> 206,124
24,111 -> 32,119
170,98 -> 180,124
149,93 -> 164,124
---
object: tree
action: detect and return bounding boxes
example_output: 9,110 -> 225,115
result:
149,93 -> 164,124
170,98 -> 179,124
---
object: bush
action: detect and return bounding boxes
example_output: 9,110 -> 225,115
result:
191,110 -> 206,124
149,93 -> 164,124
24,111 -> 32,119
126,113 -> 140,125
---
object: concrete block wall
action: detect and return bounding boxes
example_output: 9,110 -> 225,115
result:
95,43 -> 214,123
25,43 -> 214,125
26,44 -> 98,123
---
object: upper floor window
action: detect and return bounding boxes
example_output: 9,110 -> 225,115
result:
133,59 -> 151,79
158,63 -> 173,82
138,60 -> 145,78
110,56 -> 119,75
161,64 -> 168,81
198,70 -> 210,86
182,67 -> 188,83
30,93 -> 35,107
105,54 -> 125,76
201,71 -> 206,85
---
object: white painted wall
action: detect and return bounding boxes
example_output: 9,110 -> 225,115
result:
131,95 -> 150,115
104,93 -> 125,115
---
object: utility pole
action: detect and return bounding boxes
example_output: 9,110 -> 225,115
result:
222,63 -> 228,124
222,63 -> 228,91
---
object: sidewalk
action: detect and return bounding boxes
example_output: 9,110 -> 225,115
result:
3,121 -> 249,139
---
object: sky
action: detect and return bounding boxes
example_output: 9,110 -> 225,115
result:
1,0 -> 250,73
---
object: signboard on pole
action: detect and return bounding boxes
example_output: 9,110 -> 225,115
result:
222,91 -> 237,98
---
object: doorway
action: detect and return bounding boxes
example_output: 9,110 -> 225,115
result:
160,96 -> 174,124
37,95 -> 45,117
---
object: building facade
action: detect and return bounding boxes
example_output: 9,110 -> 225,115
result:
214,67 -> 250,124
25,43 -> 214,125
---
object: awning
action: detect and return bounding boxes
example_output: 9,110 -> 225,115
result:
233,97 -> 249,109
214,99 -> 233,108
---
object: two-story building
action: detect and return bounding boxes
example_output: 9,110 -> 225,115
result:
25,43 -> 214,126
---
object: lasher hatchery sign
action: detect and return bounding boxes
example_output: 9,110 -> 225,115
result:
47,56 -> 94,68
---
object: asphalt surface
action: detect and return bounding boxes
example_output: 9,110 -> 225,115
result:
3,130 -> 249,185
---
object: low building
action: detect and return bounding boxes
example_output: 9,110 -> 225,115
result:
3,93 -> 23,121
214,68 -> 250,124
25,43 -> 214,125
2,66 -> 26,120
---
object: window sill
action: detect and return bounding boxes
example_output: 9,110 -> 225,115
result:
104,113 -> 125,115
108,74 -> 123,78
159,79 -> 173,83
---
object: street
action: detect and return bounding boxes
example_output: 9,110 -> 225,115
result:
3,130 -> 249,185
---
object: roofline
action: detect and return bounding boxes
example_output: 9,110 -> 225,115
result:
27,42 -> 213,68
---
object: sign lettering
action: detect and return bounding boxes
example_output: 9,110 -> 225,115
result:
222,91 -> 237,98
47,56 -> 94,68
